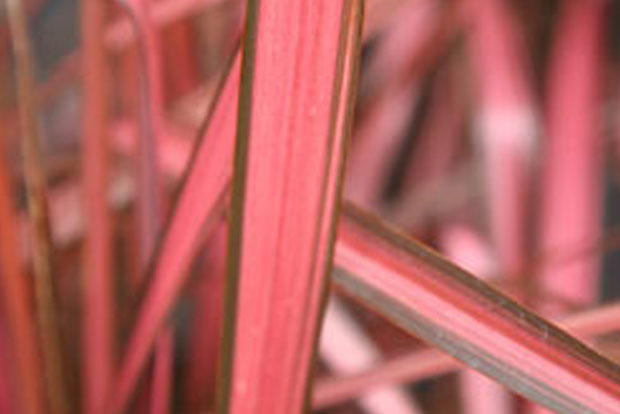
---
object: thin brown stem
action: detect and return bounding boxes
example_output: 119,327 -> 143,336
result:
5,0 -> 70,413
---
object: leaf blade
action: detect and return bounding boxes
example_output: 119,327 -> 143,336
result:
109,50 -> 240,413
334,204 -> 620,414
217,1 -> 363,413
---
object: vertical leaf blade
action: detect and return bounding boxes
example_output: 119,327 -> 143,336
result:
218,1 -> 363,413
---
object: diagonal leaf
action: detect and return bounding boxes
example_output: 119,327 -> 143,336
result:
109,49 -> 241,413
313,299 -> 620,408
333,203 -> 620,414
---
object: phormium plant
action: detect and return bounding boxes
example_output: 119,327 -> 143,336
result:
2,0 -> 620,413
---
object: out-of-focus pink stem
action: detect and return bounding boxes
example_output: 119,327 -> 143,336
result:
80,0 -> 114,410
345,0 -> 441,208
320,297 -> 425,414
532,1 -> 605,413
119,0 -> 172,410
389,61 -> 466,232
400,66 -> 464,195
538,0 -> 604,311
466,0 -> 536,277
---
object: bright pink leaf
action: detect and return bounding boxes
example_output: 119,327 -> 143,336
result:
218,1 -> 363,412
108,51 -> 240,413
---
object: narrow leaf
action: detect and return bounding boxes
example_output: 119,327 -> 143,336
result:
333,204 -> 620,414
314,299 -> 620,408
109,50 -> 240,413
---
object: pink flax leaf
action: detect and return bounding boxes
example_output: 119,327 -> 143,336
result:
312,298 -> 620,408
217,0 -> 363,412
332,204 -> 620,414
108,49 -> 241,413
